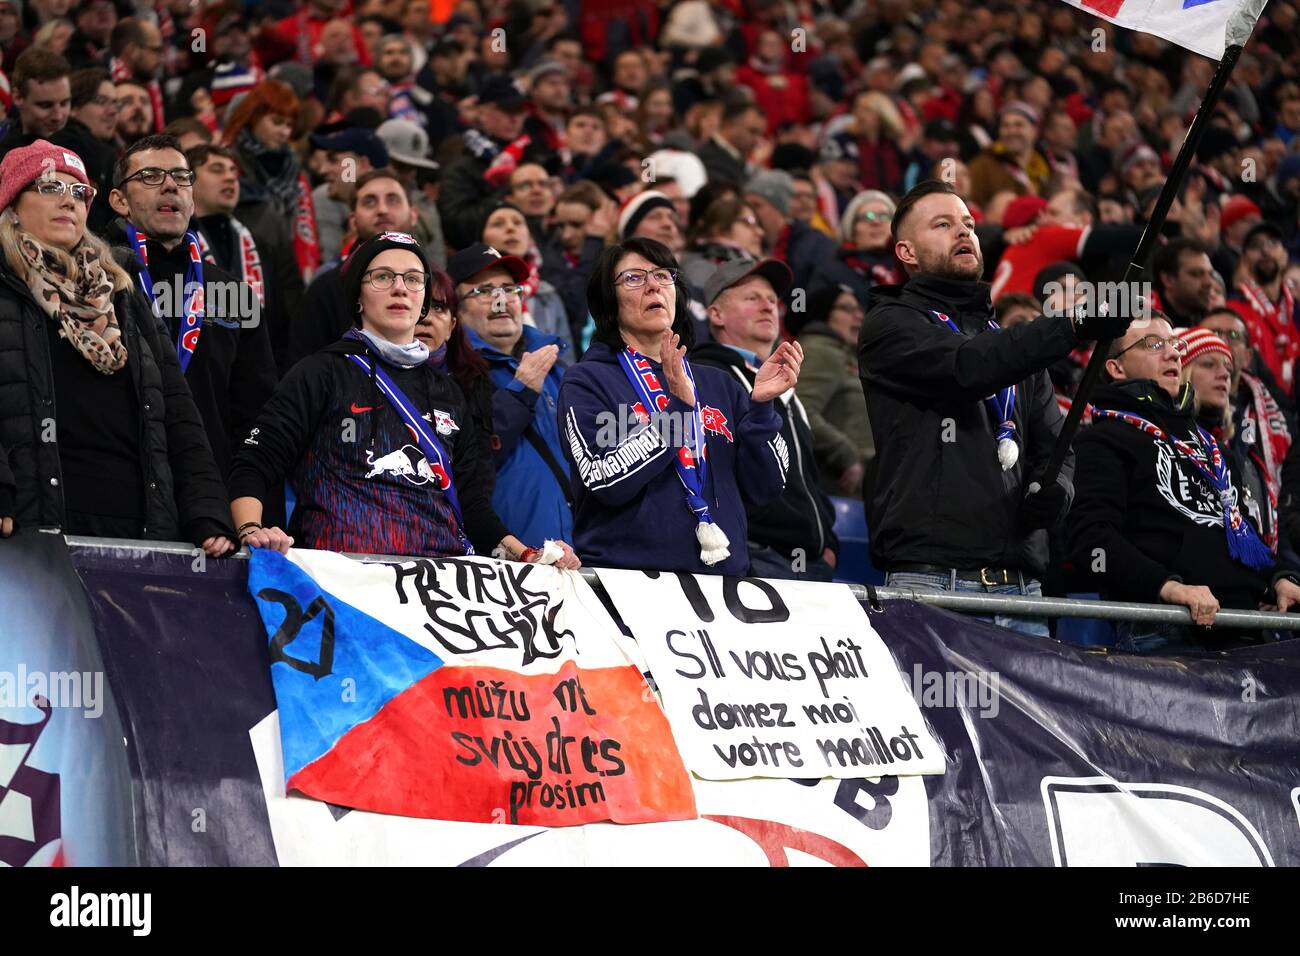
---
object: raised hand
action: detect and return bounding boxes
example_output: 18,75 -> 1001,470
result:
514,344 -> 560,393
661,328 -> 695,407
752,340 -> 803,403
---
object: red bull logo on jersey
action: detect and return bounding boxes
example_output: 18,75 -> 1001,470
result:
364,445 -> 450,489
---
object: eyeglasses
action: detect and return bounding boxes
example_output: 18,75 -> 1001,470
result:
89,94 -> 118,109
26,180 -> 97,205
120,167 -> 196,188
738,215 -> 760,227
615,268 -> 677,289
363,269 -> 428,291
1208,327 -> 1247,343
461,283 -> 523,299
1113,334 -> 1189,358
856,210 -> 893,223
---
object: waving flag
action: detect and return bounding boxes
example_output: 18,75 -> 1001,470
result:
1064,0 -> 1267,59
248,548 -> 696,827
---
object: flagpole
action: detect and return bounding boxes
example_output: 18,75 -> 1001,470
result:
1036,42 -> 1246,489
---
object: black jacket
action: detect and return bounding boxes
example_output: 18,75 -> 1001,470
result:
438,146 -> 501,252
0,257 -> 233,544
49,118 -> 118,235
1069,379 -> 1288,611
691,341 -> 839,560
288,263 -> 350,366
197,211 -> 305,379
857,274 -> 1077,574
695,137 -> 747,187
108,221 -> 278,478
227,338 -> 509,557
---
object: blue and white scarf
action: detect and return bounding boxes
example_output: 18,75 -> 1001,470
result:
931,310 -> 1019,470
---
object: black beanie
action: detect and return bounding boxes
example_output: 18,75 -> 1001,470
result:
341,231 -> 434,325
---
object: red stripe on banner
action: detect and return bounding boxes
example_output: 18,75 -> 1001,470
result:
1079,0 -> 1126,16
704,815 -> 868,867
289,663 -> 697,826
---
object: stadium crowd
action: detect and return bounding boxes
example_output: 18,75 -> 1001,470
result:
0,0 -> 1299,653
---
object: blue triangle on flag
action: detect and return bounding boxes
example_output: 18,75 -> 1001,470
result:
1183,0 -> 1221,8
248,549 -> 445,779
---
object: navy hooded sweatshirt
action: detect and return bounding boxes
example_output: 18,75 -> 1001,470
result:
557,341 -> 790,575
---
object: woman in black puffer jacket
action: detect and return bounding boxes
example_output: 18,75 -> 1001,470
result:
0,140 -> 236,554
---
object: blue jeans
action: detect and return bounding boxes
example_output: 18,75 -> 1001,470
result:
1113,621 -> 1205,655
747,543 -> 836,582
885,570 -> 1050,639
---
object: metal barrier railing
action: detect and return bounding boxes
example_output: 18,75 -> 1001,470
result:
62,535 -> 1300,632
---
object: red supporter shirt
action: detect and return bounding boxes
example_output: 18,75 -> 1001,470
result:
991,224 -> 1089,301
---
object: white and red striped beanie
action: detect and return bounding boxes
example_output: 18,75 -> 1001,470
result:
1177,327 -> 1233,367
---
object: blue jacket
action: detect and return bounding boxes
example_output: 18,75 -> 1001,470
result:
469,325 -> 574,546
557,342 -> 790,576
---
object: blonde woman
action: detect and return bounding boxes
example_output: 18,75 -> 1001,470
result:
0,141 -> 235,554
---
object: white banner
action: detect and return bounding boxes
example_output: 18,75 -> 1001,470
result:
1058,0 -> 1265,61
596,570 -> 945,781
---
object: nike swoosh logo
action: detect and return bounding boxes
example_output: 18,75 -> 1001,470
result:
351,403 -> 376,413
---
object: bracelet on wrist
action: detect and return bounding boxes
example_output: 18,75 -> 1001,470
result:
520,546 -> 540,563
237,522 -> 262,539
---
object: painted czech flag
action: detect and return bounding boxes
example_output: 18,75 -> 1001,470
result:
1064,0 -> 1266,59
248,548 -> 697,827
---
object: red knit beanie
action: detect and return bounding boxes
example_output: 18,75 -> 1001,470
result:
0,140 -> 91,214
1177,327 -> 1233,367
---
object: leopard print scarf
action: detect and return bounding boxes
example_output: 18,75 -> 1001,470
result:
17,233 -> 128,375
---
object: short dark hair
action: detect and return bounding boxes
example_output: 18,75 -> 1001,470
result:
430,39 -> 464,59
994,292 -> 1041,323
349,167 -> 408,210
13,46 -> 71,96
186,143 -> 240,173
1151,237 -> 1210,286
721,98 -> 759,126
163,116 -> 214,144
114,133 -> 186,187
1199,306 -> 1250,343
68,67 -> 111,109
891,179 -> 958,241
587,238 -> 695,352
109,17 -> 149,58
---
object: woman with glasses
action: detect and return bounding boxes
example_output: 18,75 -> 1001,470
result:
679,197 -> 765,294
1068,312 -> 1300,654
809,189 -> 904,306
558,237 -> 799,576
229,232 -> 580,567
0,141 -> 236,555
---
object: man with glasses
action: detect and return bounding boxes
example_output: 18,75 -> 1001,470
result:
1227,222 -> 1299,398
1069,314 -> 1300,653
106,135 -> 276,480
449,243 -> 574,547
113,78 -> 153,147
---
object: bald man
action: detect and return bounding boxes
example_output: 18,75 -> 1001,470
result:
857,179 -> 1131,636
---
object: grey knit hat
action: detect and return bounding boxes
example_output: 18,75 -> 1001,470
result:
743,169 -> 795,218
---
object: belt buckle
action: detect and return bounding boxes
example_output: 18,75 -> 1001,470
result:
980,567 -> 1000,587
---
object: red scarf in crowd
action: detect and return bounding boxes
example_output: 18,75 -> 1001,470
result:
1238,370 -> 1292,552
293,170 -> 320,283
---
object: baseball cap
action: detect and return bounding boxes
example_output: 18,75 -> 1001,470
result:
479,75 -> 526,111
447,242 -> 530,286
377,119 -> 439,170
309,127 -> 390,168
703,258 -> 793,307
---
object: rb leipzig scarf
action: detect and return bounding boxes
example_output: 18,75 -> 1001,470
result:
1089,405 -> 1272,571
617,347 -> 730,565
126,224 -> 204,374
931,310 -> 1018,470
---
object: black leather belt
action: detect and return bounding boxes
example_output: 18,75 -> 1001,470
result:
892,564 -> 1024,586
